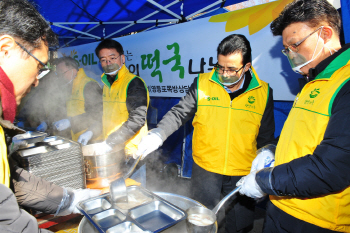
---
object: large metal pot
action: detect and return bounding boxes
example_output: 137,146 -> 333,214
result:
82,143 -> 125,189
78,192 -> 218,233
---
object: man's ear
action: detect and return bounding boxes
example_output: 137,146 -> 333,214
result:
0,35 -> 16,60
321,26 -> 333,44
121,54 -> 126,64
244,62 -> 251,72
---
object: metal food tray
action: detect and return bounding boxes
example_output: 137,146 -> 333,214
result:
12,136 -> 86,189
77,186 -> 187,233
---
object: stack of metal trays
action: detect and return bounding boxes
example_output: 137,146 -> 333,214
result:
13,135 -> 86,189
12,131 -> 48,148
77,185 -> 187,233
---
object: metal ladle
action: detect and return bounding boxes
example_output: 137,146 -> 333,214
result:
186,186 -> 241,233
109,155 -> 142,203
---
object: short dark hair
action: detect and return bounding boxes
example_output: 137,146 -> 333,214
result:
54,56 -> 79,71
95,39 -> 124,58
0,0 -> 58,52
270,0 -> 341,37
217,34 -> 252,65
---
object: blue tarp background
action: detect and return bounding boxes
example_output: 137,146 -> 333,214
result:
341,0 -> 350,44
32,0 -> 245,48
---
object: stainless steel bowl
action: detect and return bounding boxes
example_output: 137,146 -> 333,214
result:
82,143 -> 125,188
186,206 -> 216,233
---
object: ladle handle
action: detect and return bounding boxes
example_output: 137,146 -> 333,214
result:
212,186 -> 241,215
123,155 -> 142,180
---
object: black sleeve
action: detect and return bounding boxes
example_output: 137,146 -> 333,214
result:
70,81 -> 103,138
256,87 -> 275,149
156,77 -> 198,139
257,81 -> 350,197
106,78 -> 147,147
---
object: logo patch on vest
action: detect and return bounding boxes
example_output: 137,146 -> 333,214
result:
245,96 -> 256,109
309,88 -> 320,98
248,96 -> 255,104
205,95 -> 220,101
304,88 -> 320,105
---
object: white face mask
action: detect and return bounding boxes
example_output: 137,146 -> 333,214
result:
103,56 -> 122,75
287,27 -> 337,75
217,64 -> 246,86
289,28 -> 324,75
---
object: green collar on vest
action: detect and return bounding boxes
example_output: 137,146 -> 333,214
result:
210,67 -> 261,93
101,72 -> 119,89
245,68 -> 260,93
211,70 -> 224,88
315,47 -> 350,80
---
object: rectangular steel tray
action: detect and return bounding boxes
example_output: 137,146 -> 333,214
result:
12,136 -> 86,189
77,186 -> 187,233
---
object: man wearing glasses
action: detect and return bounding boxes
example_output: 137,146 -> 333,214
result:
135,34 -> 275,232
94,39 -> 149,158
0,0 -> 101,232
239,0 -> 350,232
46,57 -> 103,145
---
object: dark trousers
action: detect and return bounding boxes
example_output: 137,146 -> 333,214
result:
263,200 -> 338,233
191,162 -> 255,233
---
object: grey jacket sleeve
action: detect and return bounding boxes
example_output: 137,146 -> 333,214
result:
11,165 -> 73,214
0,183 -> 53,233
156,77 -> 198,139
106,78 -> 148,147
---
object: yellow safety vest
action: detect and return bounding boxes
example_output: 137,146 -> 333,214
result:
102,65 -> 149,156
66,68 -> 99,141
193,67 -> 269,176
271,48 -> 350,232
0,125 -> 10,187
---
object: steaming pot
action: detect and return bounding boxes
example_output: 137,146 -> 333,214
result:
82,143 -> 125,188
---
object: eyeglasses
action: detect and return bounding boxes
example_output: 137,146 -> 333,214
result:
214,64 -> 244,75
15,41 -> 50,79
281,26 -> 323,56
99,55 -> 121,65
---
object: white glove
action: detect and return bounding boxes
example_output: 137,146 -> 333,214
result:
36,121 -> 47,132
134,129 -> 164,160
57,188 -> 101,216
78,131 -> 93,145
53,119 -> 71,131
95,141 -> 113,154
251,144 -> 276,172
238,170 -> 266,199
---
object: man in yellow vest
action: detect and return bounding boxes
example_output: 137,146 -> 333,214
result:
94,39 -> 149,157
51,57 -> 102,145
136,34 -> 275,233
0,1 -> 100,232
239,0 -> 350,232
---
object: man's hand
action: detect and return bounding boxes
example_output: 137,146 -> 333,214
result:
36,121 -> 47,132
251,144 -> 276,172
134,129 -> 163,160
237,170 -> 266,199
57,188 -> 101,216
53,119 -> 71,131
78,131 -> 93,145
